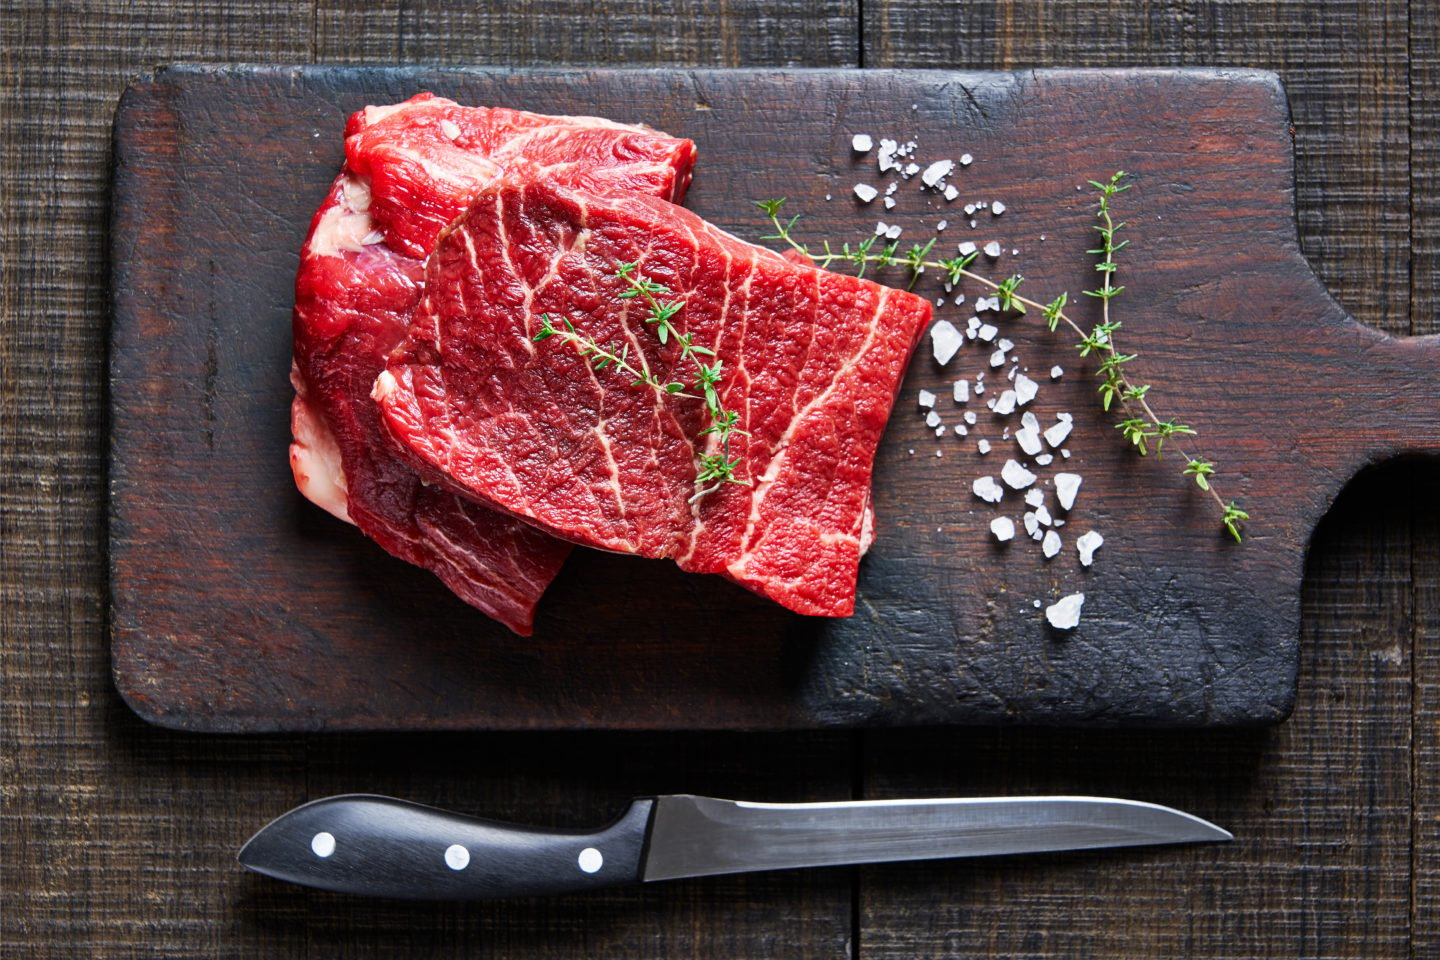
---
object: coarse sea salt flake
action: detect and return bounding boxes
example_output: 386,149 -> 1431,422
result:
925,411 -> 941,428
1054,472 -> 1082,511
1044,419 -> 1073,448
1015,426 -> 1043,456
1021,412 -> 1040,432
883,197 -> 896,209
964,411 -> 978,425
853,183 -> 879,203
972,476 -> 1004,503
958,240 -> 978,257
1051,365 -> 1064,380
991,517 -> 1016,542
922,159 -> 955,187
930,320 -> 964,366
886,224 -> 902,239
993,390 -> 1017,415
960,153 -> 974,165
953,379 -> 969,403
1046,593 -> 1085,630
1014,374 -> 1038,406
977,438 -> 991,454
935,425 -> 947,437
990,348 -> 1007,368
1077,530 -> 1104,567
918,389 -> 937,408
937,219 -> 948,231
1025,488 -> 1045,508
852,133 -> 874,152
1035,505 -> 1053,526
944,184 -> 960,201
977,323 -> 998,342
992,200 -> 1006,215
1042,530 -> 1062,558
1035,453 -> 1053,466
984,241 -> 1002,258
1001,459 -> 1036,489
1023,512 -> 1040,538
954,424 -> 968,436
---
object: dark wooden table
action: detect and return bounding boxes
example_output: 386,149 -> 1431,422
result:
4,2 -> 1436,956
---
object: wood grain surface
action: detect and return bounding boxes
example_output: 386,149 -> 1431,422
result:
3,1 -> 1438,957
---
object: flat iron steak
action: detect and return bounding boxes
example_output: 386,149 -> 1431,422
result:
290,94 -> 697,634
375,178 -> 933,617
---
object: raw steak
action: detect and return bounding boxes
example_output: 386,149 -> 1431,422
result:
291,95 -> 696,634
374,179 -> 933,617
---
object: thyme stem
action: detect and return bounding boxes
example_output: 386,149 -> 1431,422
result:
755,179 -> 1247,542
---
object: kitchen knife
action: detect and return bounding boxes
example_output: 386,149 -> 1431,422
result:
238,793 -> 1231,899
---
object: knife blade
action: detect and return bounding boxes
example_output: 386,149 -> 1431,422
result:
238,793 -> 1230,900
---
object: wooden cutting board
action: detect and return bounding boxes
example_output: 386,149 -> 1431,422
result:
109,64 -> 1440,732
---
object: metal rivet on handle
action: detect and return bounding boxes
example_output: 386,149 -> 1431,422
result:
577,847 -> 603,873
311,832 -> 336,858
444,844 -> 470,870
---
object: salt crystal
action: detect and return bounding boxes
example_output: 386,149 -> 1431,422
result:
1050,365 -> 1064,379
1046,592 -> 1085,630
972,476 -> 1004,503
853,183 -> 879,203
960,153 -> 974,166
983,241 -> 1002,258
918,388 -> 937,408
1023,512 -> 1040,538
1012,248 -> 1020,256
878,139 -> 899,172
964,204 -> 976,216
998,338 -> 1014,351
1061,449 -> 1071,459
943,184 -> 960,201
921,159 -> 955,187
935,425 -> 947,437
1035,453 -> 1053,466
1015,426 -> 1043,456
954,424 -> 968,436
1035,505 -> 1053,526
991,517 -> 1016,542
1077,531 -> 1104,567
977,438 -> 991,454
1020,412 -> 1040,432
883,197 -> 896,209
993,390 -> 1017,415
937,219 -> 948,231
1043,419 -> 1073,448
990,348 -> 1007,368
1001,459 -> 1036,489
957,240 -> 978,257
925,411 -> 941,428
1013,374 -> 1038,406
903,162 -> 920,177
930,320 -> 963,365
992,200 -> 1006,215
977,323 -> 998,342
970,219 -> 977,229
1042,530 -> 1062,558
1033,599 -> 1043,609
886,181 -> 899,195
936,449 -> 943,457
875,221 -> 889,236
1058,412 -> 1073,422
964,411 -> 978,425
852,133 -> 874,153
1054,472 -> 1082,511
953,379 -> 970,403
1024,488 -> 1044,508
885,224 -> 902,240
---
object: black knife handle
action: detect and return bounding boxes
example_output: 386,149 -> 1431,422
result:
238,794 -> 655,900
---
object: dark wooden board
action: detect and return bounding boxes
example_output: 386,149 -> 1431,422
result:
109,64 -> 1440,732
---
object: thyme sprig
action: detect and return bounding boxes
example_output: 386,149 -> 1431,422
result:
533,263 -> 748,502
756,174 -> 1247,542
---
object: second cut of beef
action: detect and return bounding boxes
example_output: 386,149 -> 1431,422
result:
290,94 -> 696,634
